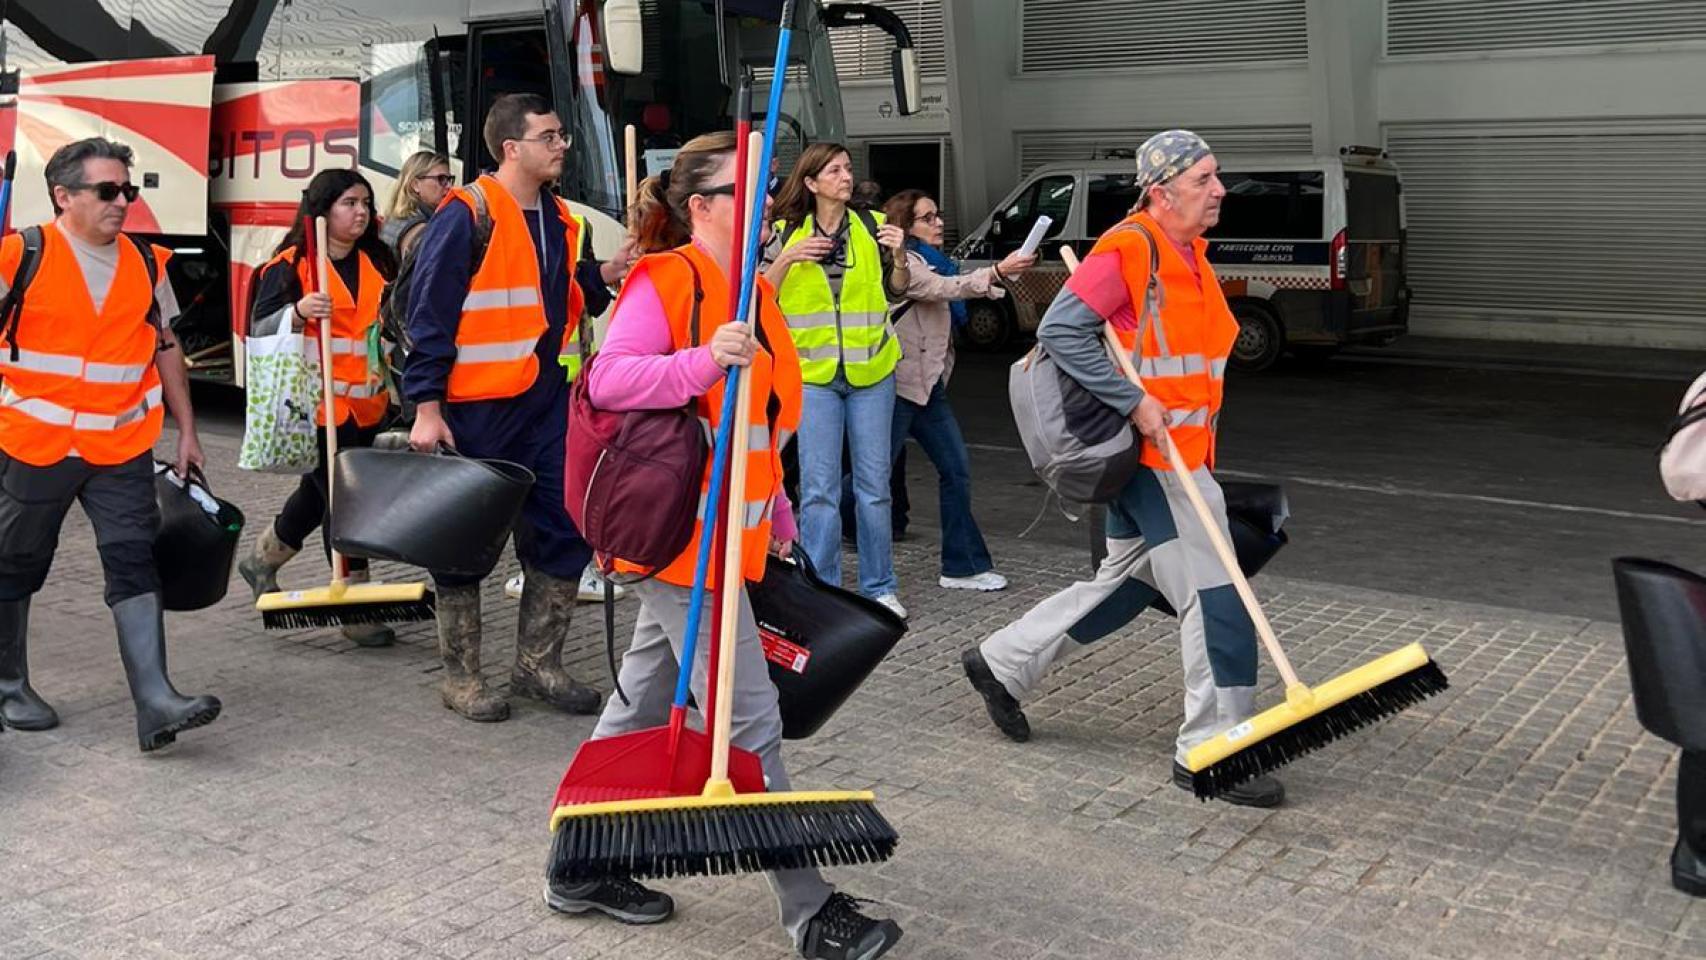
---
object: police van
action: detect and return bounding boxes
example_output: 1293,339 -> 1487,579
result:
953,146 -> 1409,371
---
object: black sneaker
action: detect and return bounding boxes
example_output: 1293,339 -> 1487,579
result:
961,648 -> 1030,742
800,893 -> 902,960
1172,761 -> 1286,808
544,876 -> 674,925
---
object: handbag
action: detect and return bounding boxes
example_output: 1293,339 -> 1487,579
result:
565,251 -> 710,571
237,326 -> 322,474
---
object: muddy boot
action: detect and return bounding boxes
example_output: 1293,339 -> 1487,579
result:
0,598 -> 58,731
114,593 -> 221,752
340,568 -> 396,648
436,583 -> 509,722
510,564 -> 601,715
238,523 -> 298,601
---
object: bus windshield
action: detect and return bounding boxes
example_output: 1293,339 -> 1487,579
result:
559,0 -> 847,218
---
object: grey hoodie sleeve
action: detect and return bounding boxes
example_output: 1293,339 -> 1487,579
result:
1035,287 -> 1145,417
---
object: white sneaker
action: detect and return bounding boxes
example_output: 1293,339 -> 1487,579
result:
579,568 -> 626,603
939,571 -> 1009,592
504,574 -> 525,599
874,594 -> 908,619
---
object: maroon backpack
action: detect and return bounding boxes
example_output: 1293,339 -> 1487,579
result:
565,252 -> 709,573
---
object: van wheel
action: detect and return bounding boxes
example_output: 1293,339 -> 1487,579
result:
961,300 -> 1013,352
1229,300 -> 1283,373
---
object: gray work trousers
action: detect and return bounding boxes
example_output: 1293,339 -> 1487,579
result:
591,578 -> 833,947
979,464 -> 1258,761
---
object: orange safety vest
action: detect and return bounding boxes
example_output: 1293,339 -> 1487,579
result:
0,224 -> 168,467
613,243 -> 804,589
260,246 -> 390,428
1098,211 -> 1239,472
439,175 -> 586,402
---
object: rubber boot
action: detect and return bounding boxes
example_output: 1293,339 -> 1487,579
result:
0,597 -> 58,730
1674,749 -> 1706,897
436,583 -> 509,722
510,564 -> 601,715
340,567 -> 396,648
114,593 -> 221,752
238,522 -> 299,601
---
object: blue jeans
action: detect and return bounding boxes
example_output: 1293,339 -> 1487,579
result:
891,380 -> 994,578
799,371 -> 896,598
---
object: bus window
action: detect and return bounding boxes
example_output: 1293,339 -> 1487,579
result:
362,40 -> 465,178
1209,171 -> 1325,240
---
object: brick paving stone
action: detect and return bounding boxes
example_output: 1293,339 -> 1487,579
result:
1,430 -> 1704,957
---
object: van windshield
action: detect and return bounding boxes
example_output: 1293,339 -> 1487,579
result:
1209,171 -> 1324,240
1347,171 -> 1401,240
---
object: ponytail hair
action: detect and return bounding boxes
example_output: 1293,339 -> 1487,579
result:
629,130 -> 739,254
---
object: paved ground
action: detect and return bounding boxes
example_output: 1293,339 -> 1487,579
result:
3,425 -> 1704,959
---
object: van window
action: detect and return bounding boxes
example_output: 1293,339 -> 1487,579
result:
989,174 -> 1073,256
1347,171 -> 1401,240
1209,171 -> 1324,240
1086,174 -> 1143,238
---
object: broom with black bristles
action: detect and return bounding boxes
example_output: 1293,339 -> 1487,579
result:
255,216 -> 434,629
1061,246 -> 1448,799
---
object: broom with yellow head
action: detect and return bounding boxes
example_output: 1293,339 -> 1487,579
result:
255,215 -> 434,628
1060,245 -> 1448,799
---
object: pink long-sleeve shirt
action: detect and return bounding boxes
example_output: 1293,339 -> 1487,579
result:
586,257 -> 798,541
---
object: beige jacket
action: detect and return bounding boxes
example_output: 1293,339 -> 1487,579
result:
892,249 -> 1004,406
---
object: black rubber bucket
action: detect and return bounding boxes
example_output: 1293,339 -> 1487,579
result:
330,448 -> 535,578
748,552 -> 908,740
153,464 -> 245,612
1612,557 -> 1706,751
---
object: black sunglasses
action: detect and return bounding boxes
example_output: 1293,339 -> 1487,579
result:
693,183 -> 737,199
73,181 -> 141,203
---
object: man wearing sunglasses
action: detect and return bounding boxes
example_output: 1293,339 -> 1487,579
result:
404,93 -> 622,723
0,136 -> 221,752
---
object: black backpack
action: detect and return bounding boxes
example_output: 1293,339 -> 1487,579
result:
0,225 -> 164,364
376,181 -> 495,389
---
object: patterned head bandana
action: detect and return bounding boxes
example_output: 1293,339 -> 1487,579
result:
1136,129 -> 1212,192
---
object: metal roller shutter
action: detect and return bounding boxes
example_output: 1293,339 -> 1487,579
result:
1386,0 -> 1706,57
1020,0 -> 1307,74
1016,125 -> 1313,175
1385,121 -> 1706,344
829,0 -> 947,79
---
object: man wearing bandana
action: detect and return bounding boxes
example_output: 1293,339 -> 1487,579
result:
960,130 -> 1284,808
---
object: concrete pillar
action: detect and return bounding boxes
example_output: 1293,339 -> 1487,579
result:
1305,0 -> 1382,154
943,0 -> 1018,221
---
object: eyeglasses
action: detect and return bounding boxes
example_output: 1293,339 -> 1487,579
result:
72,181 -> 141,203
693,183 -> 737,200
416,174 -> 455,187
510,130 -> 570,148
916,210 -> 942,224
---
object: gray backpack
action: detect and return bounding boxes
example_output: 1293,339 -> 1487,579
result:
1008,221 -> 1162,505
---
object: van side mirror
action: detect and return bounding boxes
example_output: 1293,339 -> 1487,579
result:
892,48 -> 921,116
603,0 -> 644,75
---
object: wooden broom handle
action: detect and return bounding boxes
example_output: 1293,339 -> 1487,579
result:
624,125 -> 639,219
313,216 -> 346,590
708,132 -> 767,785
1058,244 -> 1301,689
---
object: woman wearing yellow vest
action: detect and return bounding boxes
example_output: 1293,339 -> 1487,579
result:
239,169 -> 399,648
764,144 -> 910,618
554,133 -> 903,959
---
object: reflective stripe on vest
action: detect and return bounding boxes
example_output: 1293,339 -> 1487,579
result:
772,213 -> 899,387
1,383 -> 161,430
265,246 -> 390,428
697,418 -> 773,453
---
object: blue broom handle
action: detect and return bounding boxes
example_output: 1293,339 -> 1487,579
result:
671,6 -> 796,711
